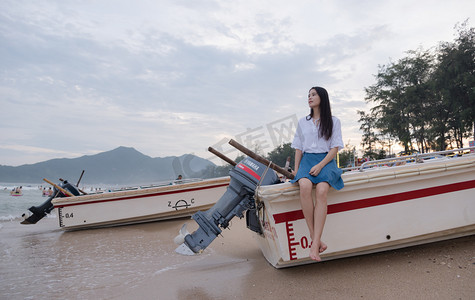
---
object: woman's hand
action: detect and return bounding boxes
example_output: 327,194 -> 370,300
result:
309,164 -> 322,177
291,169 -> 297,176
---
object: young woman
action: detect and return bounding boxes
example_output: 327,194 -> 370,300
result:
291,86 -> 344,261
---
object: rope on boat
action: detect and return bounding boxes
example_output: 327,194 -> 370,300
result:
254,160 -> 273,228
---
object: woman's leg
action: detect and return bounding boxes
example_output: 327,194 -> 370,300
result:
298,178 -> 315,240
309,182 -> 330,261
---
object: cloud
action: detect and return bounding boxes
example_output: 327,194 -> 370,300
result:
0,0 -> 473,166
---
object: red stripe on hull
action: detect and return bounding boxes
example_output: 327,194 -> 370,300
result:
54,183 -> 229,208
273,180 -> 475,224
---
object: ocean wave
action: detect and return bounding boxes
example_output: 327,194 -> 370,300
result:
0,184 -> 43,191
0,215 -> 21,222
154,266 -> 176,275
0,213 -> 57,223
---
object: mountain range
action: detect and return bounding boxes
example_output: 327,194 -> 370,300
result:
0,146 -> 216,185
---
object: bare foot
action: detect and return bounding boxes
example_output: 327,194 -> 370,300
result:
309,241 -> 323,261
319,241 -> 327,253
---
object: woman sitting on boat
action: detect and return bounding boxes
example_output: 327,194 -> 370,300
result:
291,86 -> 344,261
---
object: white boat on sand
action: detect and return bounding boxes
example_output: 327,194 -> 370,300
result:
175,142 -> 475,268
56,178 -> 230,230
255,151 -> 475,268
22,177 -> 230,230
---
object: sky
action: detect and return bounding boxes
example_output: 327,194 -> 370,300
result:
1,0 -> 473,166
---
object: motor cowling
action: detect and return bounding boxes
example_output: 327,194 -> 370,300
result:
180,157 -> 281,253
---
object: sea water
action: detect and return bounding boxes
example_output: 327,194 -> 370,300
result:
0,183 -> 52,222
0,183 -> 209,299
0,183 -> 113,222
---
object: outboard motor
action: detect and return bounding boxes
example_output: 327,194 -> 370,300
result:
175,157 -> 281,254
21,180 -> 80,225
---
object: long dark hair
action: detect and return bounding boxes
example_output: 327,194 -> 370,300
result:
306,86 -> 333,140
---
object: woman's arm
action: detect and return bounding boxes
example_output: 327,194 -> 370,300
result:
309,147 -> 338,176
293,149 -> 303,175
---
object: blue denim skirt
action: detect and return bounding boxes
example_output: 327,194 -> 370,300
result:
290,152 -> 344,190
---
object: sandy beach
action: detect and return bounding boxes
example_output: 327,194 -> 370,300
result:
1,215 -> 473,300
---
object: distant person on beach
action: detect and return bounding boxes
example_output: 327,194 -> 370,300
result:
290,86 -> 344,261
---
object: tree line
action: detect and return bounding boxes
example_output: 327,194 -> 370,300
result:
199,142 -> 357,178
200,21 -> 474,177
198,143 -> 294,178
359,21 -> 474,158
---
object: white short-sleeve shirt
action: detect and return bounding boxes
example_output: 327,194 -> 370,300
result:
291,116 -> 344,153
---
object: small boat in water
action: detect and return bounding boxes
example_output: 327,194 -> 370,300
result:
10,187 -> 23,196
175,142 -> 475,268
22,177 -> 230,230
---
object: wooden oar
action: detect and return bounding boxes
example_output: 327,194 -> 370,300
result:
43,178 -> 74,197
208,147 -> 237,166
76,170 -> 85,186
228,139 -> 295,179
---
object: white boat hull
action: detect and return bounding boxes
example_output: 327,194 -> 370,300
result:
255,155 -> 475,268
52,177 -> 230,230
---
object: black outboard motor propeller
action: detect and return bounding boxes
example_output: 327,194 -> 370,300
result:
21,180 -> 80,225
175,157 -> 281,254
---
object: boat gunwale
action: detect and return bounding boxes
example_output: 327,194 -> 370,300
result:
343,147 -> 475,172
52,177 -> 230,207
257,154 -> 475,198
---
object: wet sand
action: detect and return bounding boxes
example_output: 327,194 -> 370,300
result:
1,217 -> 474,299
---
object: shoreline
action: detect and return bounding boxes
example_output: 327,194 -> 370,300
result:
1,217 -> 474,299
121,218 -> 475,300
